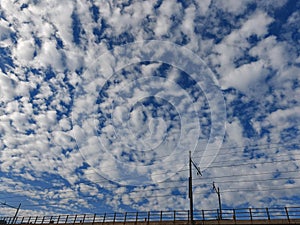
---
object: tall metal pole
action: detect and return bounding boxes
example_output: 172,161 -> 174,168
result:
0,202 -> 21,224
217,187 -> 222,220
213,182 -> 222,220
189,151 -> 194,225
11,203 -> 21,224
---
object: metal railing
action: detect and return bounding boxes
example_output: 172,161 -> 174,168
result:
1,207 -> 300,224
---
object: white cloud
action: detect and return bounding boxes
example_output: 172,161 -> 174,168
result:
0,18 -> 14,47
13,38 -> 35,63
196,0 -> 211,15
250,36 -> 291,70
215,0 -> 251,14
154,0 -> 182,37
241,11 -> 274,37
226,119 -> 245,147
221,60 -> 268,92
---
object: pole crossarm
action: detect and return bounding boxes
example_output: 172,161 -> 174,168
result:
0,202 -> 18,209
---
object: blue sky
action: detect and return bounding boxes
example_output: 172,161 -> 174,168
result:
0,0 -> 300,216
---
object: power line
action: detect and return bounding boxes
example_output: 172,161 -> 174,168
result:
2,172 -> 300,204
3,180 -> 300,211
1,167 -> 300,201
221,185 -> 300,193
1,146 -> 300,210
15,184 -> 300,209
77,141 -> 300,175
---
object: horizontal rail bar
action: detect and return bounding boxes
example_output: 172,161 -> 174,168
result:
2,207 -> 300,224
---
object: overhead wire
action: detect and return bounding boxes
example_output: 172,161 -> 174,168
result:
1,142 -> 300,210
1,156 -> 300,200
76,140 -> 300,177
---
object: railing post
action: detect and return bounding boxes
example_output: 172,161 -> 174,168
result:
102,213 -> 105,224
123,212 -> 127,225
82,214 -> 86,223
202,210 -> 205,221
233,209 -> 236,221
20,217 -> 24,224
12,216 -> 17,224
27,216 -> 31,224
41,216 -> 45,224
73,215 -> 77,225
135,212 -> 138,224
249,208 -> 252,221
93,213 -> 97,225
57,215 -> 60,224
34,216 -> 38,224
160,211 -> 163,222
113,212 -> 116,224
285,207 -> 290,223
266,208 -> 270,220
174,210 -> 176,223
65,215 -> 69,224
147,211 -> 150,225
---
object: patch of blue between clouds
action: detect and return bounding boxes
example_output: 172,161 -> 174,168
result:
72,11 -> 83,46
0,47 -> 14,73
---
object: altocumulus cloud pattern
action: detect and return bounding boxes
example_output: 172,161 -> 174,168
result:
0,0 -> 300,216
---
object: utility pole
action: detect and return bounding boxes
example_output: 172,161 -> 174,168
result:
189,151 -> 202,225
12,203 -> 21,224
189,151 -> 193,225
213,182 -> 222,220
0,202 -> 21,224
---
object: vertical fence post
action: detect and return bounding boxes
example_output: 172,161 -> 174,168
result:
135,212 -> 138,224
34,216 -> 38,224
27,216 -> 31,224
147,211 -> 150,225
113,213 -> 116,225
285,207 -> 290,223
57,215 -> 60,224
202,210 -> 205,222
266,208 -> 270,220
160,211 -> 162,222
123,212 -> 127,225
173,210 -> 176,224
93,214 -> 97,225
41,216 -> 45,224
82,214 -> 86,223
249,209 -> 252,221
233,209 -> 236,221
102,213 -> 106,224
65,215 -> 69,224
20,217 -> 24,224
73,215 -> 77,225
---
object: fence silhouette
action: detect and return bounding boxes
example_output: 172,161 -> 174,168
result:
1,207 -> 300,224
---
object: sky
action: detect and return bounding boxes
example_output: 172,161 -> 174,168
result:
0,0 -> 300,217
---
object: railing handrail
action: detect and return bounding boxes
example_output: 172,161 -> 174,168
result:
1,206 -> 300,224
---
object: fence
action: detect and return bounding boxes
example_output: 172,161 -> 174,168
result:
1,207 -> 300,224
